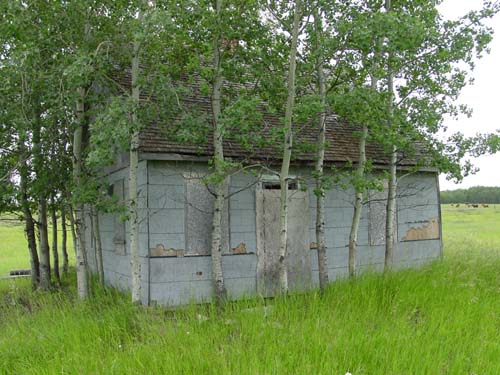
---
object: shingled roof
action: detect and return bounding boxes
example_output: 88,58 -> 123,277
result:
142,118 -> 386,165
111,70 -> 421,167
138,95 -> 428,167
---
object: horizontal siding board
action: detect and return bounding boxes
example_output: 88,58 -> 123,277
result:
149,254 -> 257,283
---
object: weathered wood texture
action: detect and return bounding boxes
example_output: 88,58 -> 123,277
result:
256,189 -> 311,296
184,173 -> 229,255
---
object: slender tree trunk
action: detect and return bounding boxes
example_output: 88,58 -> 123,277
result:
384,0 -> 397,271
385,150 -> 397,271
313,10 -> 328,291
129,11 -> 143,304
278,0 -> 302,293
19,154 -> 40,289
51,201 -> 60,284
348,123 -> 368,278
210,0 -> 228,306
61,205 -> 69,274
32,121 -> 51,290
74,86 -> 90,299
24,207 -> 40,289
37,197 -> 51,289
210,178 -> 228,305
348,72 -> 378,278
68,204 -> 78,257
92,207 -> 105,287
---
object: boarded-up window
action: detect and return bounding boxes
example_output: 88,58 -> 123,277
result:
184,173 -> 229,255
398,176 -> 440,241
261,174 -> 299,191
113,179 -> 126,255
368,182 -> 397,246
401,218 -> 440,241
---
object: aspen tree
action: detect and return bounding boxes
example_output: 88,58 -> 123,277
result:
312,9 -> 329,291
51,200 -> 60,284
209,0 -> 228,305
129,4 -> 144,304
92,207 -> 105,286
278,0 -> 302,292
61,205 -> 69,274
74,84 -> 90,299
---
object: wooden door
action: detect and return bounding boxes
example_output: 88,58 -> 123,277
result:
256,188 -> 311,296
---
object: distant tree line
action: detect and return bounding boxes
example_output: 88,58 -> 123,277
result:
441,186 -> 500,204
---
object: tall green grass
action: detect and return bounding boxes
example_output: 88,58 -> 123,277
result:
1,206 -> 499,374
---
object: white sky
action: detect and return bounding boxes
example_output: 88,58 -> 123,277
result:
438,0 -> 500,190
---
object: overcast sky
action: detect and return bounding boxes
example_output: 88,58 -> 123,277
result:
437,0 -> 500,191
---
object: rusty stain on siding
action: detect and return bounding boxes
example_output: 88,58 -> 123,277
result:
402,218 -> 440,241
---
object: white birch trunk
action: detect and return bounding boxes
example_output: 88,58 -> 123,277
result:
22,191 -> 40,289
384,0 -> 397,271
68,204 -> 78,257
37,198 -> 51,289
385,147 -> 397,270
313,11 -> 328,291
19,147 -> 40,289
210,0 -> 228,305
32,121 -> 51,290
51,202 -> 60,284
348,124 -> 367,278
92,207 -> 105,287
61,205 -> 69,274
211,178 -> 227,304
74,86 -> 90,299
278,0 -> 302,293
130,31 -> 142,304
348,71 -> 378,277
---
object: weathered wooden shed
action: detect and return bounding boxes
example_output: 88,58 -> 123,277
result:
85,113 -> 442,306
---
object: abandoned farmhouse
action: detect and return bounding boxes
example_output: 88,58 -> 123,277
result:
84,104 -> 442,306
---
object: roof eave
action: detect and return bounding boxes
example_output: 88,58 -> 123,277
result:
139,151 -> 438,173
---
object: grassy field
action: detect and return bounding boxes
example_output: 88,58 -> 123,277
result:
0,216 -> 33,276
442,204 -> 500,244
1,206 -> 500,374
0,216 -> 75,276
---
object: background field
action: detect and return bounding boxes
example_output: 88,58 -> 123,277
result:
1,205 -> 500,374
442,204 -> 500,244
0,216 -> 29,276
0,215 -> 74,276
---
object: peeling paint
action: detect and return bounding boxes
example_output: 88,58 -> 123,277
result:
402,218 -> 440,241
232,243 -> 247,254
150,244 -> 184,257
309,242 -> 317,249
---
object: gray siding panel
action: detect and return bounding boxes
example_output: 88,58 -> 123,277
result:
148,254 -> 257,305
148,184 -> 185,209
150,254 -> 256,283
85,162 -> 151,295
149,209 -> 185,234
90,160 -> 441,306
